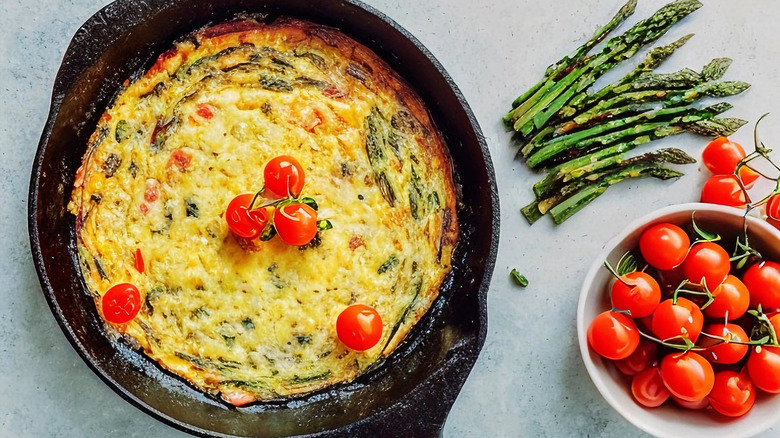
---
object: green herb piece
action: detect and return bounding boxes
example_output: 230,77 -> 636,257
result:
510,269 -> 529,287
378,255 -> 399,274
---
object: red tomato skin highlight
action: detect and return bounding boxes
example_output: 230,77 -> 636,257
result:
336,304 -> 383,351
639,223 -> 690,270
651,297 -> 704,343
747,346 -> 780,394
273,203 -> 318,246
708,370 -> 756,417
660,352 -> 715,402
610,272 -> 661,318
587,311 -> 640,360
743,261 -> 780,312
682,242 -> 730,288
615,338 -> 658,376
700,174 -> 747,208
225,194 -> 264,239
702,323 -> 749,364
102,283 -> 141,324
264,156 -> 305,198
704,275 -> 750,319
701,137 -> 759,187
766,194 -> 780,220
632,367 -> 671,408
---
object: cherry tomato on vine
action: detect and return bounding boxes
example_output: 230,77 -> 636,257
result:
704,275 -> 750,319
700,174 -> 748,208
102,283 -> 141,324
639,223 -> 690,270
747,345 -> 780,393
702,323 -> 749,364
707,370 -> 756,417
610,272 -> 661,318
264,155 -> 305,198
652,297 -> 704,342
274,203 -> 318,246
766,194 -> 780,220
682,242 -> 730,288
743,261 -> 780,311
587,311 -> 640,360
631,367 -> 670,408
702,137 -> 759,187
336,304 -> 383,351
615,338 -> 658,376
660,352 -> 714,402
225,194 -> 265,239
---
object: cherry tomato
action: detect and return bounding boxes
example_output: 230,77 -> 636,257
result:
615,339 -> 658,376
701,174 -> 748,208
134,248 -> 145,274
702,137 -> 759,187
274,203 -> 318,246
639,223 -> 690,270
743,261 -> 780,312
102,283 -> 141,324
336,304 -> 383,351
660,351 -> 714,402
264,155 -> 305,198
610,271 -> 661,318
702,323 -> 749,364
631,367 -> 670,408
747,345 -> 780,393
682,242 -> 730,288
766,194 -> 780,220
673,396 -> 709,410
225,194 -> 265,239
771,314 -> 780,339
704,275 -> 750,319
587,311 -> 640,360
652,297 -> 703,342
707,370 -> 756,417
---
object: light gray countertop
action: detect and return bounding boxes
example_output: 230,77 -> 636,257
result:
2,0 -> 779,436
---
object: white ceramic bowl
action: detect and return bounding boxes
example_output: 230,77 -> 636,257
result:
577,203 -> 780,438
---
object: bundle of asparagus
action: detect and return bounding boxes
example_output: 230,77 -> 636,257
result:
507,0 -> 750,225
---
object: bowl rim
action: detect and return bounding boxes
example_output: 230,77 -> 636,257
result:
27,0 -> 499,436
577,202 -> 780,438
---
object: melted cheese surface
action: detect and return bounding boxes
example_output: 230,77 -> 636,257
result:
69,19 -> 457,403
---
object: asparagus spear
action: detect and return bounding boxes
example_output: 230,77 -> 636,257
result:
521,80 -> 749,161
562,34 -> 694,116
506,0 -> 703,131
567,80 -> 748,131
532,114 -> 745,199
526,148 -> 694,220
526,105 -> 699,167
508,0 -> 638,110
548,165 -> 684,224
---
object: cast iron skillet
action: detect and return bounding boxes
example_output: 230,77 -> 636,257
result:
28,0 -> 498,436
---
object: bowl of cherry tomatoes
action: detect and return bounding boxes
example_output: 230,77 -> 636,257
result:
578,203 -> 780,438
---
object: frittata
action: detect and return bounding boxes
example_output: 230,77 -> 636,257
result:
68,17 -> 458,404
